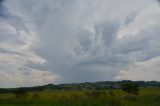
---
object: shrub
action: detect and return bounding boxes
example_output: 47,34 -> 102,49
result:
14,88 -> 28,99
121,82 -> 139,96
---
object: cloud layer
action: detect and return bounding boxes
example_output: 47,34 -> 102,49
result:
0,0 -> 160,87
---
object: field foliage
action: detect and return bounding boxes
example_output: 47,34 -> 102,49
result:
0,88 -> 159,106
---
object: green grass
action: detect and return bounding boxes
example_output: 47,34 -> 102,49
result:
0,88 -> 160,106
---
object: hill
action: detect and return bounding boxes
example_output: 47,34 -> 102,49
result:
0,80 -> 160,93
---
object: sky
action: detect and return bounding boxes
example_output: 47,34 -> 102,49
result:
0,0 -> 160,88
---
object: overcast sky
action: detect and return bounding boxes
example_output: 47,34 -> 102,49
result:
0,0 -> 160,88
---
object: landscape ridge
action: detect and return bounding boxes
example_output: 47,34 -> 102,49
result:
0,80 -> 160,93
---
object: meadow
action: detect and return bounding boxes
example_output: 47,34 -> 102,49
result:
0,88 -> 160,106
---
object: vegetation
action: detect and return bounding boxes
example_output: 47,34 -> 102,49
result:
14,88 -> 29,99
0,81 -> 159,106
121,82 -> 139,96
0,88 -> 159,106
0,80 -> 159,93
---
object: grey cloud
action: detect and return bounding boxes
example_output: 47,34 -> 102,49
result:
95,20 -> 120,47
125,12 -> 138,25
0,0 -> 6,17
0,0 -> 56,87
0,48 -> 25,56
32,0 -> 160,83
77,30 -> 93,53
116,24 -> 160,61
0,0 -> 160,87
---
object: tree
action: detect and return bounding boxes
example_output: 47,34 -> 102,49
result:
121,82 -> 139,96
14,88 -> 28,99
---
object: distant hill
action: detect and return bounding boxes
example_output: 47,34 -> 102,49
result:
0,80 -> 160,93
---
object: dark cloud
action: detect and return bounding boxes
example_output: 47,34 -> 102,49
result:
125,12 -> 137,25
0,0 -> 160,87
0,0 -> 9,17
29,0 -> 160,83
95,20 -> 120,47
0,0 -> 5,17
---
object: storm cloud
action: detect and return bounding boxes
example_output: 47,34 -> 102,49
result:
0,0 -> 160,87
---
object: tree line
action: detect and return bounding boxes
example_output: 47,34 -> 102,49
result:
0,80 -> 159,93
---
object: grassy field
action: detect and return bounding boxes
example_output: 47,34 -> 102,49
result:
0,88 -> 160,106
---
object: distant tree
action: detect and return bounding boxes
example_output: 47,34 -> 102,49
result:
14,88 -> 28,99
121,82 -> 139,96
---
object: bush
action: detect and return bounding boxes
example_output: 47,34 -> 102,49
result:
121,82 -> 139,96
14,88 -> 28,99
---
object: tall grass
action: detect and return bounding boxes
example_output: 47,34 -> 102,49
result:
0,88 -> 159,106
